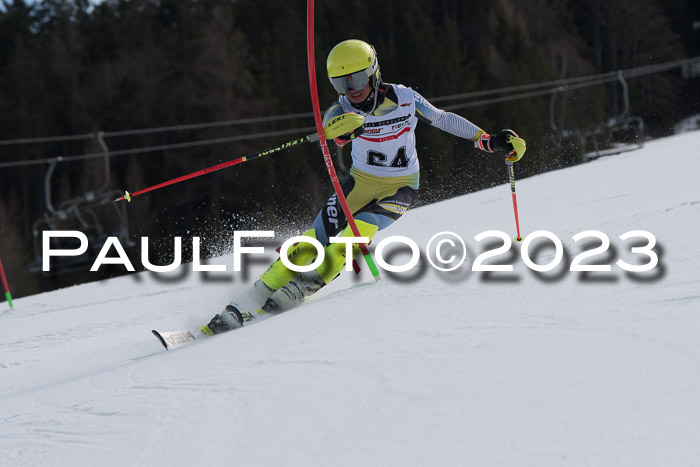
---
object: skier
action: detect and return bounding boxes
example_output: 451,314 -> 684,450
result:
208,39 -> 526,333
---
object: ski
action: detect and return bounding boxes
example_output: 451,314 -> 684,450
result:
152,305 -> 275,350
151,326 -> 215,350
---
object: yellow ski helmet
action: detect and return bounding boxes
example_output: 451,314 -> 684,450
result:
327,39 -> 381,95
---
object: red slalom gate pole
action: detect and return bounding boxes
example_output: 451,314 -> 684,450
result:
306,0 -> 380,279
0,255 -> 14,309
507,161 -> 524,242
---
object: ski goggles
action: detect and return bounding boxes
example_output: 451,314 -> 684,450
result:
329,69 -> 372,95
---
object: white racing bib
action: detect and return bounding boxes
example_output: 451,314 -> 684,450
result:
339,84 -> 419,177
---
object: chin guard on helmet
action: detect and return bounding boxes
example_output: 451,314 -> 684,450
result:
307,113 -> 366,144
322,113 -> 365,140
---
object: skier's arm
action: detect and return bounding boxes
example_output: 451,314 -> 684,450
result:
413,90 -> 483,141
413,90 -> 526,162
322,102 -> 344,127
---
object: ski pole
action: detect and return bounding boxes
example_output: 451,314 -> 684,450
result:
306,0 -> 380,280
0,255 -> 13,309
507,161 -> 523,242
114,114 -> 363,203
114,136 -> 309,203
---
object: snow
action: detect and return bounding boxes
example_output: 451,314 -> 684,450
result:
2,131 -> 700,466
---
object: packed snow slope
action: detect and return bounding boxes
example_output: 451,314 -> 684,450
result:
2,131 -> 700,467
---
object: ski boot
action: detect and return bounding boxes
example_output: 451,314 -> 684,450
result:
253,279 -> 276,301
207,304 -> 244,334
264,270 -> 326,312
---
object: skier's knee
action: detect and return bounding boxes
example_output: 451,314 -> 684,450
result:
260,228 -> 321,290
